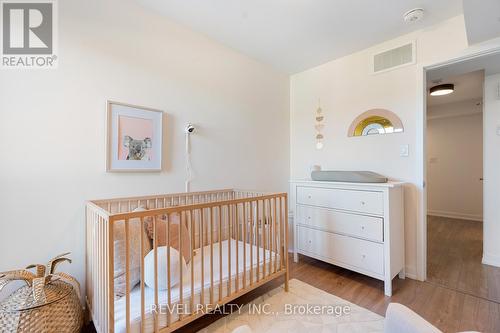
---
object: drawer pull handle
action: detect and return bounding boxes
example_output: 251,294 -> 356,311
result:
308,195 -> 312,199
361,254 -> 366,259
308,216 -> 311,220
361,226 -> 365,230
361,201 -> 366,205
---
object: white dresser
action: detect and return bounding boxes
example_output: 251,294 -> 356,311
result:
291,180 -> 405,296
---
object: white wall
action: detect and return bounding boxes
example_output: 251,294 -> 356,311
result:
483,74 -> 500,267
0,0 -> 289,296
427,100 -> 483,221
290,16 -> 470,278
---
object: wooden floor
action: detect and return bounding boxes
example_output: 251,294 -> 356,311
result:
84,251 -> 500,333
287,254 -> 500,333
427,215 -> 500,303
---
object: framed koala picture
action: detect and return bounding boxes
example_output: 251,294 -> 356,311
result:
106,101 -> 163,172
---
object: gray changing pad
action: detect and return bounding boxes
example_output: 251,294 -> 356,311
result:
311,171 -> 388,183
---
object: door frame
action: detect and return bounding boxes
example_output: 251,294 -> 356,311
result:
417,45 -> 500,281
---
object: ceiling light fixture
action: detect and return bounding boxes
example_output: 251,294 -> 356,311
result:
403,8 -> 425,23
430,83 -> 454,96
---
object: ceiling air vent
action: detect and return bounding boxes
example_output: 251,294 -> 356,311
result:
372,41 -> 415,74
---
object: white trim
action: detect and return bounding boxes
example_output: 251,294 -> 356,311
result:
428,210 -> 482,222
424,45 -> 500,72
416,65 -> 427,281
482,253 -> 500,268
404,272 -> 418,280
418,44 -> 500,283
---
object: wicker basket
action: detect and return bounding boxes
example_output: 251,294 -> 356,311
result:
0,253 -> 83,333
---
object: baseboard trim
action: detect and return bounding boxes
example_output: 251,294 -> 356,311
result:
405,272 -> 418,280
482,253 -> 500,268
404,266 -> 418,280
427,210 -> 482,222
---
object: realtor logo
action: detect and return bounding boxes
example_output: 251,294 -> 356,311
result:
1,0 -> 57,68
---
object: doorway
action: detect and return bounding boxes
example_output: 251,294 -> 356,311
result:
424,52 -> 500,303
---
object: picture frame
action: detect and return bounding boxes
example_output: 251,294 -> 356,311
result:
106,101 -> 163,172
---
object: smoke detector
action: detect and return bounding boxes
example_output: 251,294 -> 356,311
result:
404,8 -> 424,23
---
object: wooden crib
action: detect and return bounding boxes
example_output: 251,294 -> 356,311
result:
86,189 -> 288,333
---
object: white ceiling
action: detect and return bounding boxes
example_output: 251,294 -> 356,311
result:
427,70 -> 484,107
138,0 -> 463,73
463,0 -> 500,45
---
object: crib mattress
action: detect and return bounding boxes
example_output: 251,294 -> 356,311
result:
114,239 -> 280,333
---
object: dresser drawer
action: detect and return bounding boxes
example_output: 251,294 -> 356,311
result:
298,226 -> 384,276
297,205 -> 383,242
296,186 -> 383,215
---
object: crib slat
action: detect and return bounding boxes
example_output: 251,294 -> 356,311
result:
167,214 -> 172,327
210,206 -> 214,305
265,199 -> 268,278
274,198 -> 277,273
263,199 -> 267,279
270,199 -> 274,274
267,199 -> 271,276
96,213 -> 100,329
274,198 -> 278,273
267,199 -> 274,275
218,206 -> 223,301
280,197 -> 284,270
256,200 -> 260,282
277,198 -> 284,270
179,211 -> 184,320
269,199 -> 272,274
125,219 -> 131,333
200,208 -> 205,306
140,217 -> 146,333
190,210 -> 195,317
108,216 -> 112,333
228,204 -> 232,296
235,203 -> 239,292
101,216 -> 104,333
268,199 -> 272,274
269,198 -> 276,274
242,202 -> 247,289
90,212 -> 94,328
153,216 -> 159,333
250,201 -> 254,286
284,195 -> 289,291
269,199 -> 273,273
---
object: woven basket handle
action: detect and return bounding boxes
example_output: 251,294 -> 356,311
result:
1,253 -> 79,302
46,252 -> 71,275
0,270 -> 36,293
25,264 -> 46,278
